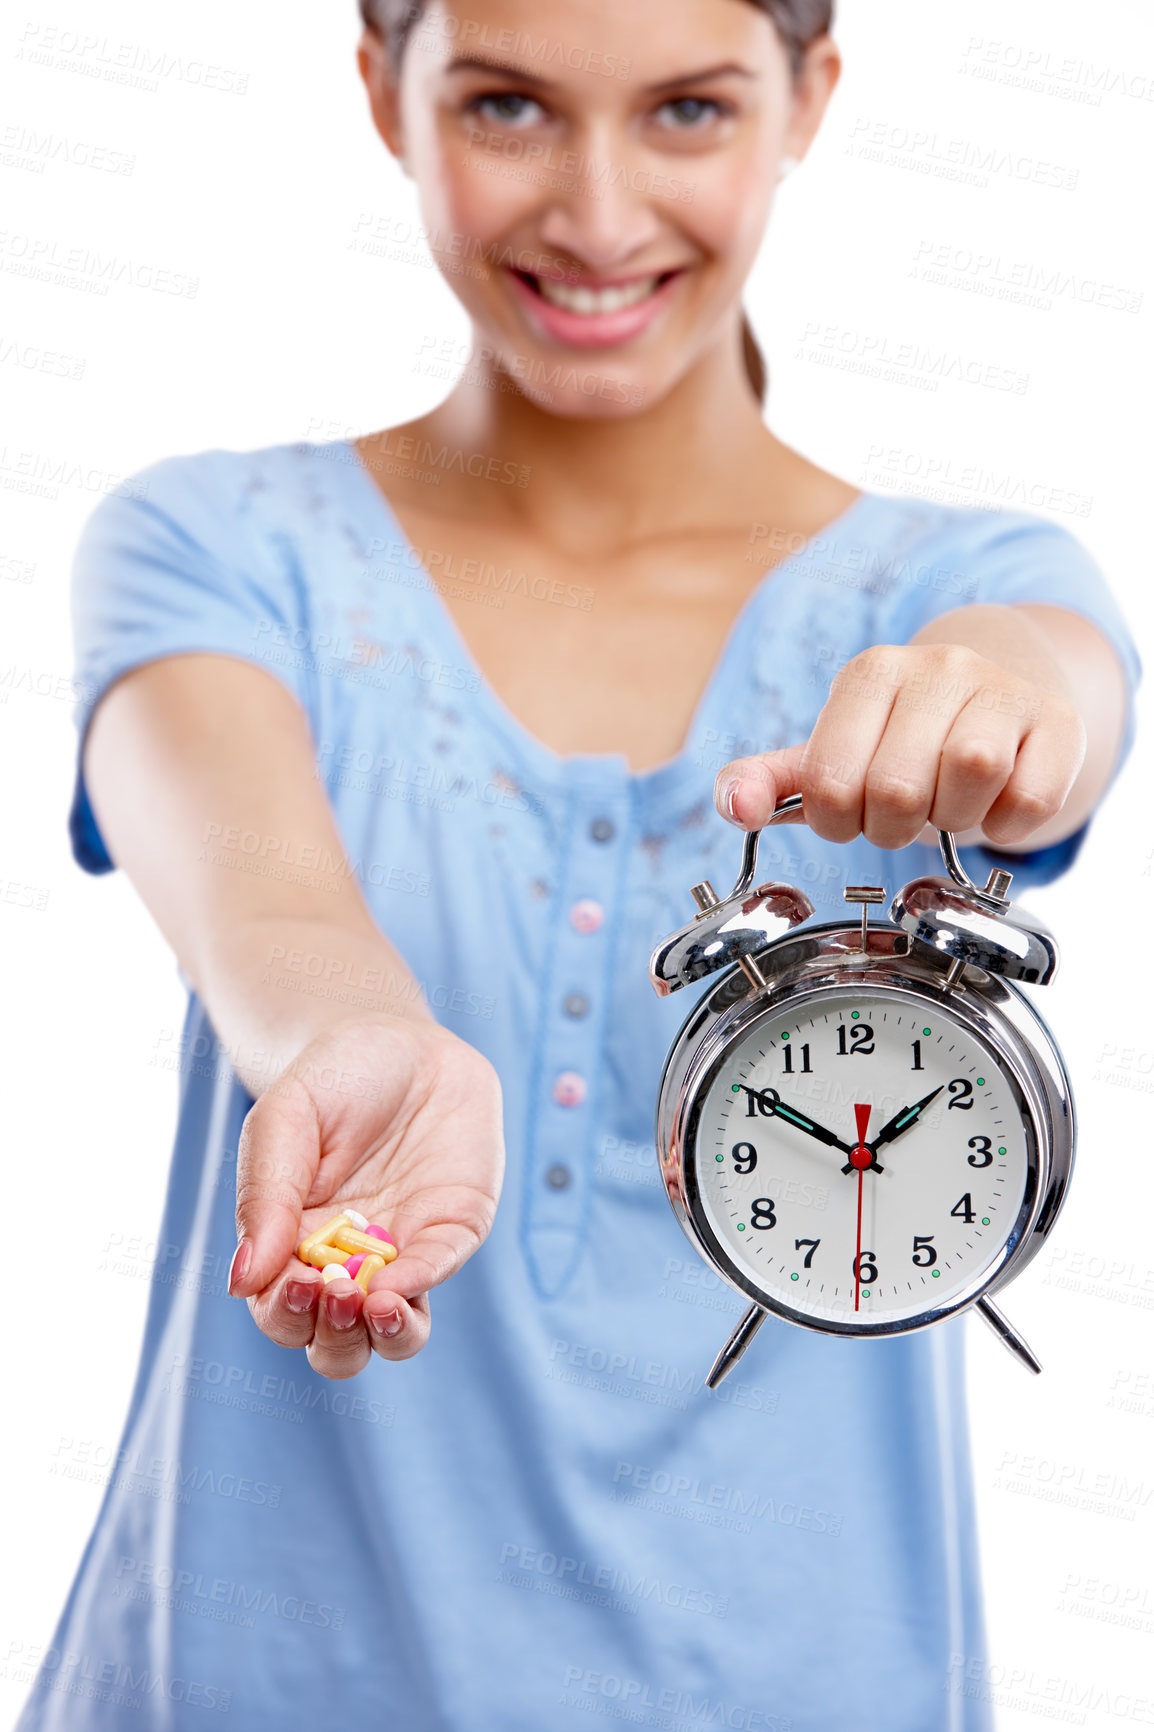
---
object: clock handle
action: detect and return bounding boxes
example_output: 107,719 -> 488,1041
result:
729,793 -> 806,898
938,830 -> 1013,908
730,796 -> 1015,913
705,1302 -> 768,1389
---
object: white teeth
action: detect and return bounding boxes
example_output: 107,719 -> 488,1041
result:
535,275 -> 660,315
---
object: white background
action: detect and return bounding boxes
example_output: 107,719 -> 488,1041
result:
1,1 -> 1151,1726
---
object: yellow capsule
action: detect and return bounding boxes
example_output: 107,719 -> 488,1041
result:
297,1243 -> 351,1271
297,1213 -> 352,1261
354,1253 -> 386,1292
332,1227 -> 398,1263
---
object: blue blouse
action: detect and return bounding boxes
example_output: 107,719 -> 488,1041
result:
22,440 -> 1141,1731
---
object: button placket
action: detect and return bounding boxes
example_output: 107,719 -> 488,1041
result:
522,772 -> 631,1299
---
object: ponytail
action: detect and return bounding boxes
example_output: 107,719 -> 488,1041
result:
741,313 -> 768,404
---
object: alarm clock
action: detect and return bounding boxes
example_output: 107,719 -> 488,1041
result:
649,794 -> 1073,1387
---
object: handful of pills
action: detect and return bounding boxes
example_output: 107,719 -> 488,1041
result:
297,1209 -> 398,1292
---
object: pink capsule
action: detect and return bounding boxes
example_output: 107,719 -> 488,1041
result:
343,1253 -> 366,1279
366,1225 -> 396,1248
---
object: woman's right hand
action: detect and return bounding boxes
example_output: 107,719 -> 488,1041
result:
227,1014 -> 505,1379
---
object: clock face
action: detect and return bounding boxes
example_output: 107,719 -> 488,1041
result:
690,987 -> 1034,1328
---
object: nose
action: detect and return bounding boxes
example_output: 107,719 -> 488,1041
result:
535,133 -> 666,273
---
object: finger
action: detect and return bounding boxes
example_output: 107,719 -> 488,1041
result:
368,1220 -> 486,1306
980,706 -> 1084,846
927,692 -> 1026,838
862,675 -> 988,849
800,647 -> 904,842
307,1272 -> 372,1380
364,1287 -> 430,1362
230,1074 -> 321,1298
248,1261 -> 324,1351
360,1221 -> 476,1360
714,744 -> 808,830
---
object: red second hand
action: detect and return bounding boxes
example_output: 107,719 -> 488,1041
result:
855,1170 -> 864,1312
851,1103 -> 872,1313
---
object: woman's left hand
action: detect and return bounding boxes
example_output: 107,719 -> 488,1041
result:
713,639 -> 1086,849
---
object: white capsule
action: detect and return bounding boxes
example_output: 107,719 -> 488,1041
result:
344,1208 -> 370,1230
321,1262 -> 356,1285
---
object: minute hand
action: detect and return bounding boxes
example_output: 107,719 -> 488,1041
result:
870,1086 -> 944,1152
739,1086 -> 855,1156
840,1086 -> 943,1175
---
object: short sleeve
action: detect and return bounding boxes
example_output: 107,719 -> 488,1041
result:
877,506 -> 1142,894
68,450 -> 313,874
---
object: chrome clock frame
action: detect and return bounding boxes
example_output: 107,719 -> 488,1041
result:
656,920 -> 1075,1357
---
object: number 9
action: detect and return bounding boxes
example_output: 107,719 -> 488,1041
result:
731,1142 -> 757,1174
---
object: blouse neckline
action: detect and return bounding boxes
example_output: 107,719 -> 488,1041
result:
332,437 -> 893,802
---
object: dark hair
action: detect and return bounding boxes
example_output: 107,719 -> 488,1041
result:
359,0 -> 836,401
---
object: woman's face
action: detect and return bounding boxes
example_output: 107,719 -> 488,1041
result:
361,0 -> 838,418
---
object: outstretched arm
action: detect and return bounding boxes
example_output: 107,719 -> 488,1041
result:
84,652 -> 505,1380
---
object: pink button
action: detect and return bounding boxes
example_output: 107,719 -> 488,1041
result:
552,1071 -> 588,1108
570,898 -> 604,935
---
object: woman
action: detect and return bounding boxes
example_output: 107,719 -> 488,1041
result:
22,0 -> 1139,1726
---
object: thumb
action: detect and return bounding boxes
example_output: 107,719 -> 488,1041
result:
714,743 -> 808,830
230,1076 -> 320,1297
363,1216 -> 489,1314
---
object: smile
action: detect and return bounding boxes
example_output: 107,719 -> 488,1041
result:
509,268 -> 682,348
531,273 -> 668,314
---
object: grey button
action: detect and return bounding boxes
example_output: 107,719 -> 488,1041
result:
546,1163 -> 572,1190
563,991 -> 590,1019
590,817 -> 615,843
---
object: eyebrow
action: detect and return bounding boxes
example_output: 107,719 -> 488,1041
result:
444,54 -> 756,91
648,62 -> 756,92
445,54 -> 557,86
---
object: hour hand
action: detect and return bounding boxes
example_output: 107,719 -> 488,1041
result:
738,1086 -> 854,1156
840,1090 -> 938,1172
870,1086 -> 944,1153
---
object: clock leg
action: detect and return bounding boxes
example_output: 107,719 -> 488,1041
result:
706,1303 -> 768,1388
975,1296 -> 1043,1375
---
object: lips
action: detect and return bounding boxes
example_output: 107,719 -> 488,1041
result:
510,267 -> 682,348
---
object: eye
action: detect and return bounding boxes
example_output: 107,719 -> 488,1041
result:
469,92 -> 547,128
654,96 -> 727,130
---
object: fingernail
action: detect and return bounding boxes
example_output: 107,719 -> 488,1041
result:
721,780 -> 740,822
285,1279 -> 319,1314
227,1239 -> 252,1296
327,1292 -> 361,1331
368,1308 -> 403,1340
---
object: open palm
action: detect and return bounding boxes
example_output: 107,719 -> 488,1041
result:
229,1015 -> 505,1379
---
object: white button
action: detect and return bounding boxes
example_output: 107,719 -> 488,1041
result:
552,1071 -> 587,1108
570,898 -> 604,935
